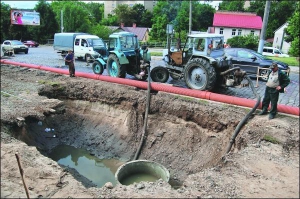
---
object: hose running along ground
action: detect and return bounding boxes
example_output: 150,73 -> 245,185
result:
133,67 -> 151,160
225,75 -> 261,154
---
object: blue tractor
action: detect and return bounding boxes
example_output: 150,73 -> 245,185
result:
92,31 -> 151,80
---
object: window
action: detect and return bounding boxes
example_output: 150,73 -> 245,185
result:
250,30 -> 255,35
195,38 -> 205,52
219,28 -> 223,34
237,50 -> 253,59
238,29 -> 242,36
232,29 -> 236,36
75,39 -> 80,46
81,39 -> 87,47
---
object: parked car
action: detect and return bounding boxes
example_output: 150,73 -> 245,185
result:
23,40 -> 39,47
224,48 -> 290,81
2,40 -> 28,54
262,47 -> 289,57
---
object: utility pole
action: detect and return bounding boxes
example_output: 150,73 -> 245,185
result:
258,0 -> 271,54
189,0 -> 192,34
60,10 -> 64,32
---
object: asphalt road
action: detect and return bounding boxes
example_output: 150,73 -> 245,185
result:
2,45 -> 299,107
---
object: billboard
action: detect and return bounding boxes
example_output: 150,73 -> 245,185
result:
11,10 -> 40,26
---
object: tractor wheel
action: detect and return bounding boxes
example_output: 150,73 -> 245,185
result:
106,54 -> 126,78
150,66 -> 169,83
92,61 -> 104,74
184,58 -> 216,91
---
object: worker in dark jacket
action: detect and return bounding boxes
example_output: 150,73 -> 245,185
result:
64,49 -> 75,77
258,62 -> 290,119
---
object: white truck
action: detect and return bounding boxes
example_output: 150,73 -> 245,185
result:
53,33 -> 108,61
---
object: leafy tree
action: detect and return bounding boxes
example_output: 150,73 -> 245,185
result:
226,34 -> 259,50
141,10 -> 153,27
285,2 -> 299,57
0,2 -> 12,42
90,24 -> 113,40
219,0 -> 245,12
193,3 -> 215,32
27,0 -> 59,44
114,4 -> 136,26
149,1 -> 182,42
132,4 -> 145,26
51,0 -> 92,32
247,1 -> 297,39
83,2 -> 104,23
100,14 -> 118,26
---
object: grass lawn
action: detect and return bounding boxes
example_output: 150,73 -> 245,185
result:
266,56 -> 299,66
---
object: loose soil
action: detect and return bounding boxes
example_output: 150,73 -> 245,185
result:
1,64 -> 299,198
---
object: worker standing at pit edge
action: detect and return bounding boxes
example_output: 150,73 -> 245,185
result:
258,62 -> 290,119
64,50 -> 75,77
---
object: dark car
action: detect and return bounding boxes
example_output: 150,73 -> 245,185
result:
2,40 -> 29,54
23,40 -> 39,47
224,48 -> 290,81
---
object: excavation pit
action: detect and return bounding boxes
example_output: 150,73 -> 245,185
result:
1,64 -> 299,198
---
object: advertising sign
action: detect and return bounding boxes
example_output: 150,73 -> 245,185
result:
11,10 -> 40,26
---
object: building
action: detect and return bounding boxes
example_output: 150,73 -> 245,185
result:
104,0 -> 156,18
108,23 -> 150,42
273,22 -> 290,54
212,11 -> 262,43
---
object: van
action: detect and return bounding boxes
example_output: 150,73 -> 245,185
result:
262,47 -> 289,57
53,33 -> 108,61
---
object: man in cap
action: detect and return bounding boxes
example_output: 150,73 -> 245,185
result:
258,62 -> 290,119
64,49 -> 75,77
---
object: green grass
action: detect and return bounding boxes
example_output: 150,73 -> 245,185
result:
150,52 -> 163,56
263,135 -> 280,144
265,56 -> 299,66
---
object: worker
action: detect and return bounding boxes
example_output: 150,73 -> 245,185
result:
258,63 -> 290,119
64,49 -> 75,77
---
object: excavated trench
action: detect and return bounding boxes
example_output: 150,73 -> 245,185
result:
2,74 -> 249,189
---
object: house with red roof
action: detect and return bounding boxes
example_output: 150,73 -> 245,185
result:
212,11 -> 262,43
107,23 -> 150,42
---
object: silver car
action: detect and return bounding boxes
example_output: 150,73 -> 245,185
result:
2,40 -> 29,54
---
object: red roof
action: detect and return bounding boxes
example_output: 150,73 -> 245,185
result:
213,11 -> 262,30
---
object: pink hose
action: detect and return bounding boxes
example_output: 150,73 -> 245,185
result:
1,59 -> 299,116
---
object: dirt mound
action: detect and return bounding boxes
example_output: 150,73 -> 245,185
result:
1,64 -> 299,198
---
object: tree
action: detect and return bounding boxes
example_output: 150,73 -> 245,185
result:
51,1 -> 93,33
0,2 -> 12,42
193,3 -> 215,32
226,34 -> 259,50
27,0 -> 59,44
247,1 -> 297,39
149,1 -> 182,41
100,14 -> 118,26
114,4 -> 136,26
285,2 -> 299,57
219,0 -> 245,12
84,2 -> 104,23
141,10 -> 153,27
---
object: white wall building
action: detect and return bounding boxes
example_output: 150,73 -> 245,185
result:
212,11 -> 262,43
273,22 -> 290,54
104,0 -> 156,18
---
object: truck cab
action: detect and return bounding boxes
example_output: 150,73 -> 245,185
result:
74,35 -> 108,60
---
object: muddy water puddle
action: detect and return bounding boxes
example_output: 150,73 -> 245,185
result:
121,173 -> 160,185
48,145 -> 125,187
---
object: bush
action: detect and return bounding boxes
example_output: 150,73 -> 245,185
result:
227,34 -> 259,50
